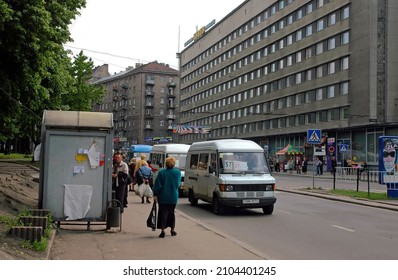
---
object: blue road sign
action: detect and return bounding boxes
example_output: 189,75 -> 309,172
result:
307,129 -> 322,144
339,144 -> 349,153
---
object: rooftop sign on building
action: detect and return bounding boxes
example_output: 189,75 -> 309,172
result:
184,19 -> 216,47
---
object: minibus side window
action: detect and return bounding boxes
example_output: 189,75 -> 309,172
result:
189,154 -> 199,170
150,153 -> 158,165
159,154 -> 165,168
198,153 -> 209,171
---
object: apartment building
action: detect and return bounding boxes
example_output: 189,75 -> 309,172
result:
178,0 -> 398,168
93,62 -> 179,149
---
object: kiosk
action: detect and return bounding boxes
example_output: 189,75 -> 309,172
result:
39,110 -> 114,228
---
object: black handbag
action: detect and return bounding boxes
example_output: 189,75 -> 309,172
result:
146,202 -> 157,231
118,171 -> 128,185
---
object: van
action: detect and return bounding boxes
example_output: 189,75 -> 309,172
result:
185,139 -> 276,215
149,143 -> 190,194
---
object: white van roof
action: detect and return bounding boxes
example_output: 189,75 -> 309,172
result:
189,139 -> 264,152
151,143 -> 191,153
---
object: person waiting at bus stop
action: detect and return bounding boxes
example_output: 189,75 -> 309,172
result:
112,153 -> 129,213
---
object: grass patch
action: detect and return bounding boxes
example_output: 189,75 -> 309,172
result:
21,237 -> 48,252
330,189 -> 389,200
0,153 -> 32,160
0,209 -> 55,252
0,215 -> 22,229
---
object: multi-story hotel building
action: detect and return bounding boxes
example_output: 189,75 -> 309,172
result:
178,0 -> 398,168
93,62 -> 179,150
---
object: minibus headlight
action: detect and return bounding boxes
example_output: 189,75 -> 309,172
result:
265,184 -> 275,191
225,185 -> 234,191
219,184 -> 234,191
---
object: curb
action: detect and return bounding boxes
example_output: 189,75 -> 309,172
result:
277,188 -> 398,212
45,229 -> 57,260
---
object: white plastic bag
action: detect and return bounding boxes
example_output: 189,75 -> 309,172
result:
134,183 -> 140,196
144,184 -> 153,198
138,183 -> 153,198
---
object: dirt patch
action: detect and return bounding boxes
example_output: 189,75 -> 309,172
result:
0,162 -> 48,259
0,172 -> 39,216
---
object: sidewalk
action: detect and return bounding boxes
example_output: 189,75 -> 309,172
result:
4,160 -> 398,260
272,171 -> 398,211
48,192 -> 269,260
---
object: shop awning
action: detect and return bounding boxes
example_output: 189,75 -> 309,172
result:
276,144 -> 302,155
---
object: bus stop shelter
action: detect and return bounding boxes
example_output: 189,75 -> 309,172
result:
39,110 -> 114,228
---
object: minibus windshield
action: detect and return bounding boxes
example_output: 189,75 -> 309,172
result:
219,152 -> 270,174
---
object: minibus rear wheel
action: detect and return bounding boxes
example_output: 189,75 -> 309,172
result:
188,189 -> 198,206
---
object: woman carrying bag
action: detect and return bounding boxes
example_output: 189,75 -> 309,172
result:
136,161 -> 153,203
152,156 -> 181,238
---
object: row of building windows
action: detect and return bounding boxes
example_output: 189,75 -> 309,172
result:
181,30 -> 349,110
180,106 -> 348,142
182,5 -> 350,102
186,79 -> 349,128
94,95 -> 176,112
182,0 -> 342,85
103,80 -> 173,104
115,103 -> 349,140
114,119 -> 175,131
183,4 -> 348,88
182,52 -> 350,123
183,0 -> 335,72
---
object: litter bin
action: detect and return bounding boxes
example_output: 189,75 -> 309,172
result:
106,199 -> 122,231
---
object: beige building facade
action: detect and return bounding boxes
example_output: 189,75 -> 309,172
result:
178,0 -> 398,168
93,62 -> 179,150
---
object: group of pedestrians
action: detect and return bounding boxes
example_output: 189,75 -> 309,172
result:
112,151 -> 182,238
273,155 -> 308,175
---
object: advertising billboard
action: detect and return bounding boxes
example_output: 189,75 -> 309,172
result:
379,136 -> 398,198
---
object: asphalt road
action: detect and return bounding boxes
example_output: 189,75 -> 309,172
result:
177,190 -> 398,259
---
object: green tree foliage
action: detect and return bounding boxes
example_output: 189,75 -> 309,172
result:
66,51 -> 105,111
0,1 -> 104,148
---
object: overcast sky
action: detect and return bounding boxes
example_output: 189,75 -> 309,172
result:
66,0 -> 245,74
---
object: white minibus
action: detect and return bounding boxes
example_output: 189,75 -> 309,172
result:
185,139 -> 276,215
149,143 -> 190,195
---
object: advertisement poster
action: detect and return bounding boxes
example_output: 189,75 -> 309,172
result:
379,136 -> 398,198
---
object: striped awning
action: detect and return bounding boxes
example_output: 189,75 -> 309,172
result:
276,144 -> 302,155
172,125 -> 211,134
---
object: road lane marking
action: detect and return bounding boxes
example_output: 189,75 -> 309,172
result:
332,225 -> 355,232
277,210 -> 292,214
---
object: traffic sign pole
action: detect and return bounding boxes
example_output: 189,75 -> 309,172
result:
339,144 -> 349,177
308,129 -> 322,189
313,147 -> 315,189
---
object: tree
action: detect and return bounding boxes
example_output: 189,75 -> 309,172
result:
0,1 -> 96,153
66,51 -> 105,111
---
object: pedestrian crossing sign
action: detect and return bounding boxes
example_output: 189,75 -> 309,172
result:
339,144 -> 349,153
307,129 -> 322,144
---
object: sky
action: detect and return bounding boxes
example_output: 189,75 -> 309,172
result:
66,0 -> 245,74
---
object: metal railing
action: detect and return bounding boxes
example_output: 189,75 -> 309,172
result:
333,167 -> 397,193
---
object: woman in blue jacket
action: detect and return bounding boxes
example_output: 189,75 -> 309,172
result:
153,156 -> 181,238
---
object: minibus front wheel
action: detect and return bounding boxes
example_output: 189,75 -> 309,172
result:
212,195 -> 225,215
262,204 -> 274,215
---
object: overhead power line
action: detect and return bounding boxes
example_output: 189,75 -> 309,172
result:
64,45 -> 179,70
64,45 -> 150,64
